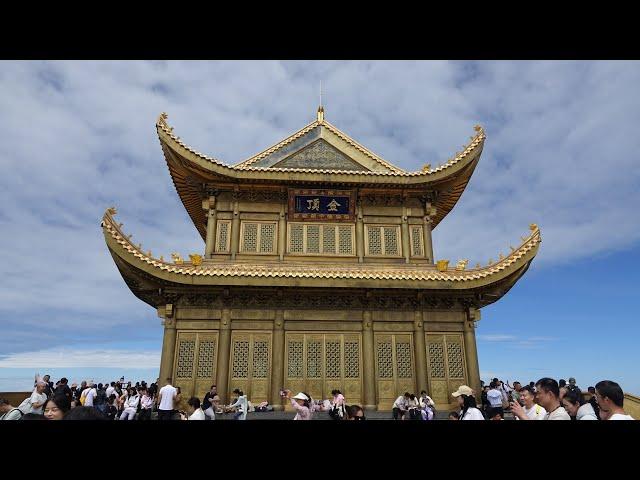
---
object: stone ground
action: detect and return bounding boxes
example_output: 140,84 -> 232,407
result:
212,410 -> 515,420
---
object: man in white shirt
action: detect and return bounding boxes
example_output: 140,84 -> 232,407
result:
82,382 -> 97,407
487,381 -> 504,414
515,385 -> 546,420
511,378 -> 570,420
27,381 -> 48,414
186,397 -> 206,420
106,382 -> 116,399
595,380 -> 635,420
392,392 -> 410,420
157,378 -> 177,421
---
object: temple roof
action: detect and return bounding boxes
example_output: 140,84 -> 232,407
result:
157,111 -> 486,239
101,207 -> 541,308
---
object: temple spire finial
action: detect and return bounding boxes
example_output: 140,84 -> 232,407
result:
317,80 -> 324,123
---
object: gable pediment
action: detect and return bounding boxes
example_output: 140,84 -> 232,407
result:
272,139 -> 367,171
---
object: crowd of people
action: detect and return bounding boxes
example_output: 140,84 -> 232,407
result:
0,373 -> 634,420
446,376 -> 634,420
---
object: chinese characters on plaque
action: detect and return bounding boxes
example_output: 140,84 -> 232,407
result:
289,189 -> 355,222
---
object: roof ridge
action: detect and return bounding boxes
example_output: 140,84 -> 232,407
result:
156,112 -> 486,177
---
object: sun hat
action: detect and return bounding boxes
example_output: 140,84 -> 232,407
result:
292,392 -> 309,401
451,385 -> 474,397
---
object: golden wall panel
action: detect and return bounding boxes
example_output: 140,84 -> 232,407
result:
228,331 -> 272,403
426,332 -> 467,410
375,333 -> 416,409
173,331 -> 219,400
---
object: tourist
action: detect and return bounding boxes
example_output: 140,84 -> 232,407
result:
419,390 -> 435,420
509,382 -> 523,404
392,392 -> 410,420
562,390 -> 597,420
174,386 -> 189,418
94,383 -> 108,416
329,389 -> 346,420
406,393 -> 421,420
187,397 -> 206,420
64,406 -> 107,420
227,388 -> 249,420
559,386 -> 568,403
21,381 -> 48,414
120,387 -> 140,420
487,407 -> 504,420
73,381 -> 86,400
0,398 -> 24,420
511,378 -> 570,420
157,377 -> 177,421
116,383 -> 127,417
448,411 -> 459,420
452,385 -> 484,420
567,377 -> 582,398
53,377 -> 72,400
81,381 -> 97,407
513,385 -> 546,420
283,389 -> 312,420
487,381 -> 504,416
480,385 -> 491,413
202,384 -> 220,420
139,387 -> 154,421
106,381 -> 117,399
559,379 -> 567,390
595,380 -> 635,420
587,386 -> 601,419
106,394 -> 118,420
43,394 -> 71,420
346,404 -> 365,420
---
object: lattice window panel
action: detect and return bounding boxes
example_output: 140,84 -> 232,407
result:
428,343 -> 446,378
176,340 -> 195,378
366,225 -> 402,256
325,341 -> 342,378
259,223 -> 276,253
396,342 -> 413,378
383,226 -> 400,256
240,223 -> 258,253
307,225 -> 320,253
196,341 -> 216,378
289,224 -> 304,253
231,341 -> 250,378
287,341 -> 304,378
252,341 -> 269,378
367,226 -> 383,255
344,341 -> 360,378
323,225 -> 336,254
447,342 -> 464,378
410,225 -> 424,257
215,221 -> 231,253
377,342 -> 393,378
288,223 -> 356,256
307,341 -> 322,378
338,226 -> 353,255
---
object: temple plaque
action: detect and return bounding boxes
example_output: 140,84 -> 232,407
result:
288,189 -> 355,222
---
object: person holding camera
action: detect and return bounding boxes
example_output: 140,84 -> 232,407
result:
227,388 -> 248,420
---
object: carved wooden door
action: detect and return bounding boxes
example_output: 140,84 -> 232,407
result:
229,331 -> 272,404
425,333 -> 467,409
374,333 -> 416,410
173,331 -> 219,400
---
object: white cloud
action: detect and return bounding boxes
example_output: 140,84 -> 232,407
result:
477,334 -> 517,342
0,347 -> 160,369
1,60 -> 639,357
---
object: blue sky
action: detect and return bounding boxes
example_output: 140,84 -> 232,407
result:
1,60 -> 639,394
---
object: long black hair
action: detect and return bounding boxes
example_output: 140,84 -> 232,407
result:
459,394 -> 478,419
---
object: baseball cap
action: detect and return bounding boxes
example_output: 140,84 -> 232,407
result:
451,385 -> 474,397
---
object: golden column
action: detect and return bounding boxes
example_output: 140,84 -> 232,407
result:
278,198 -> 286,261
270,309 -> 285,411
230,191 -> 240,261
423,201 -> 436,263
356,200 -> 365,263
362,308 -> 377,410
413,309 -> 428,394
401,205 -> 410,263
216,306 -> 232,403
158,304 -> 176,383
464,308 -> 482,396
204,195 -> 217,259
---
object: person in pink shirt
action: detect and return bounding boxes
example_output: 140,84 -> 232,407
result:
282,389 -> 313,420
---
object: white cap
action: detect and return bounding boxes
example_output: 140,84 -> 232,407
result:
451,385 -> 474,397
292,392 -> 309,401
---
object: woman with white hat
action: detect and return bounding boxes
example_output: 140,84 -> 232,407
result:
282,389 -> 313,420
452,385 -> 484,420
